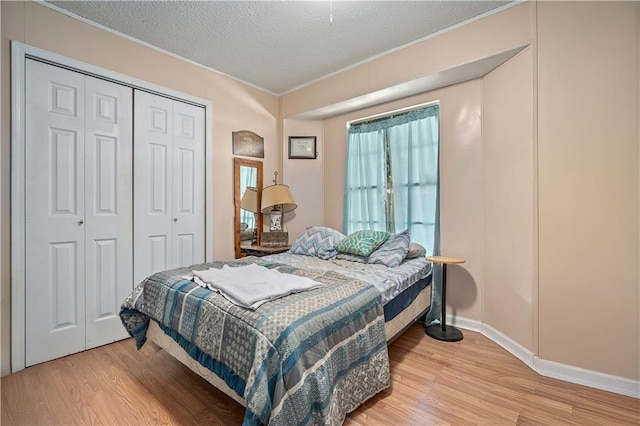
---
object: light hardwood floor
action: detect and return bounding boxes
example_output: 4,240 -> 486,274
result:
2,324 -> 638,425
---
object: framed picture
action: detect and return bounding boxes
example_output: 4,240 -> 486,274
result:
233,130 -> 264,158
288,136 -> 317,159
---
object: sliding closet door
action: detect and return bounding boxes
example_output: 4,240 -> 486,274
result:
25,60 -> 134,366
134,91 -> 205,285
84,76 -> 133,349
25,60 -> 87,366
171,100 -> 205,268
134,92 -> 174,284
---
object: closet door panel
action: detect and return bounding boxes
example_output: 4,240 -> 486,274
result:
84,76 -> 133,349
134,91 -> 174,284
25,60 -> 86,366
171,101 -> 205,267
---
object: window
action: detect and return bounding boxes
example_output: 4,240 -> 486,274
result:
343,104 -> 439,253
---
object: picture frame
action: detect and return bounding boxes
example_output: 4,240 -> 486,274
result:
288,136 -> 317,159
233,130 -> 264,159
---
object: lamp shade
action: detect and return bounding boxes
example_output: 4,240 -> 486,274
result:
240,187 -> 259,213
261,184 -> 297,213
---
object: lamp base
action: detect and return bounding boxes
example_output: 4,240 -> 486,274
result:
425,324 -> 463,342
252,228 -> 258,246
261,231 -> 288,247
269,212 -> 282,231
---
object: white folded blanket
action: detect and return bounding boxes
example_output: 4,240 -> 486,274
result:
191,263 -> 322,309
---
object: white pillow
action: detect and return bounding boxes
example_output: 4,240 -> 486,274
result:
405,242 -> 426,259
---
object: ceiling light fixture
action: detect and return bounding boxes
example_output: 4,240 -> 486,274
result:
330,0 -> 333,24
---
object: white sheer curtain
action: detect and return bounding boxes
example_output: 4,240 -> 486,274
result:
388,107 -> 439,254
342,127 -> 387,233
344,104 -> 443,325
344,105 -> 439,249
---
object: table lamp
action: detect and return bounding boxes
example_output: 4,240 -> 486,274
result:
261,171 -> 297,232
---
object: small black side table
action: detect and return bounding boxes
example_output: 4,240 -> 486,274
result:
425,256 -> 465,342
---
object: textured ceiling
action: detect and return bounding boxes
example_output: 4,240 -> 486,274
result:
46,1 -> 511,95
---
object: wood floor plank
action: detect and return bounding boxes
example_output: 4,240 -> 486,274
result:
516,406 -> 583,426
2,324 -> 638,425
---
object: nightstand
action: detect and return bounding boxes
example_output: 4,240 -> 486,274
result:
425,256 -> 465,342
241,244 -> 290,257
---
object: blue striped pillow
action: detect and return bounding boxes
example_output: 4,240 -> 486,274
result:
290,226 -> 345,259
335,253 -> 369,263
368,229 -> 411,267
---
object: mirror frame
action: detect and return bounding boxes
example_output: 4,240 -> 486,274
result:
234,157 -> 263,258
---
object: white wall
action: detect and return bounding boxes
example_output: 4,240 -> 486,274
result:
537,1 -> 639,379
282,120 -> 324,243
482,47 -> 536,351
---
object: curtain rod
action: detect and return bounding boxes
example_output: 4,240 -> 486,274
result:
348,100 -> 439,127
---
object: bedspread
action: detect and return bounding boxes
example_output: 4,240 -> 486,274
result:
120,257 -> 390,426
264,253 -> 431,304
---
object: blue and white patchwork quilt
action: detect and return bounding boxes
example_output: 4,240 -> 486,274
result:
120,257 -> 389,426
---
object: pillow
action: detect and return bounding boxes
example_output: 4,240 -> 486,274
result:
405,242 -> 427,259
240,227 -> 254,241
368,229 -> 410,267
335,253 -> 369,263
334,230 -> 389,257
290,226 -> 345,260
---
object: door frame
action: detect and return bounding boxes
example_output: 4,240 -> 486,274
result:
11,41 -> 214,372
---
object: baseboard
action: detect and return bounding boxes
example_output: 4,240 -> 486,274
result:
448,315 -> 639,399
534,357 -> 640,399
445,314 -> 481,332
481,323 -> 535,369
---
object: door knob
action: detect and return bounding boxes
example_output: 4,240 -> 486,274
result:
173,218 -> 178,222
78,219 -> 84,225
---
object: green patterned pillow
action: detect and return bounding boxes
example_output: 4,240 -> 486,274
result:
334,230 -> 389,257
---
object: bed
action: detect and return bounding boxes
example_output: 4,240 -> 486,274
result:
262,252 -> 432,341
120,228 -> 432,425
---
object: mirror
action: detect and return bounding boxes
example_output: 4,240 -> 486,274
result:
234,158 -> 263,258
